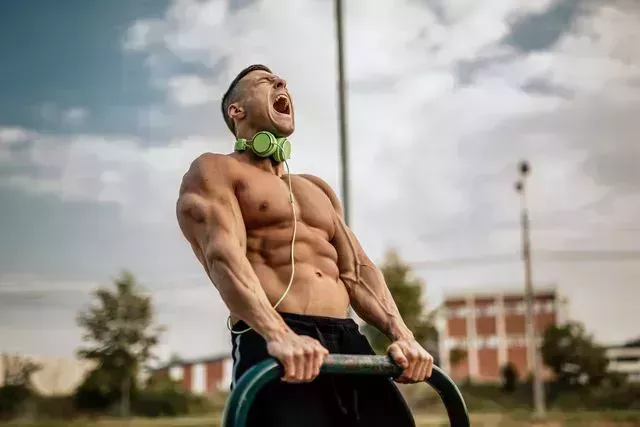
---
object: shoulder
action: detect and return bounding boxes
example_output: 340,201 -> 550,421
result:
180,153 -> 238,194
296,174 -> 343,213
188,152 -> 237,179
177,153 -> 239,212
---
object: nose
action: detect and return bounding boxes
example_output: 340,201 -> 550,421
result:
274,77 -> 287,89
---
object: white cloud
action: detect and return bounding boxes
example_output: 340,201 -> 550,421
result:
0,127 -> 33,163
166,74 -> 219,106
3,132 -> 215,223
0,127 -> 32,144
63,107 -> 89,126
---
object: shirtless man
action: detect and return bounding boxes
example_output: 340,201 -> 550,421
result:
176,64 -> 433,426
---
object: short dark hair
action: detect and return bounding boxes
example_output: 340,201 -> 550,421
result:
221,64 -> 272,134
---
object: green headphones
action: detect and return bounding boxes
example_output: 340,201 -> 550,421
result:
234,131 -> 291,162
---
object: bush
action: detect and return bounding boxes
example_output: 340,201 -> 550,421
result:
0,384 -> 32,420
133,388 -> 190,417
133,375 -> 213,417
32,395 -> 77,420
73,368 -> 120,414
500,363 -> 519,393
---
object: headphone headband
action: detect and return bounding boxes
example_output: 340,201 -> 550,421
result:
234,131 -> 291,162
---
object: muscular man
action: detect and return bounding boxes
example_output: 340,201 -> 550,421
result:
176,64 -> 433,426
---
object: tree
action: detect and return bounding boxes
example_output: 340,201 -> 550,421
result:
362,249 -> 438,356
75,270 -> 164,415
500,362 -> 519,393
541,321 -> 609,388
0,354 -> 41,419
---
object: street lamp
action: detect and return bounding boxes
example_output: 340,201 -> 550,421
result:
334,0 -> 351,227
515,160 -> 547,420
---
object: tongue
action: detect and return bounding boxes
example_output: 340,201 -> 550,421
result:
274,98 -> 287,114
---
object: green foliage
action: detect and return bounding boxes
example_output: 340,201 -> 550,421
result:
361,249 -> 438,354
541,321 -> 610,388
0,354 -> 41,419
449,348 -> 467,367
73,367 -> 123,413
500,362 -> 519,393
133,375 -> 212,417
75,270 -> 164,414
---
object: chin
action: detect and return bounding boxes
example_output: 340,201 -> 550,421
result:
271,118 -> 295,137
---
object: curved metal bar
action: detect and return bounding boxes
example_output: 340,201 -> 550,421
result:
221,354 -> 471,427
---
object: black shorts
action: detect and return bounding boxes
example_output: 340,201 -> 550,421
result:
230,312 -> 415,427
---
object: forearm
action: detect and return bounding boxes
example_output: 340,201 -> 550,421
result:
208,250 -> 291,341
346,263 -> 414,341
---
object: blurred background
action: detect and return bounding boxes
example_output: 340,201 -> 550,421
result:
1,0 -> 639,425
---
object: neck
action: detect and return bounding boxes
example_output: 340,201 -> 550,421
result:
237,151 -> 285,176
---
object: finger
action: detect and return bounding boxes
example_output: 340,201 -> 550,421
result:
405,349 -> 419,380
293,349 -> 305,382
416,354 -> 428,381
282,354 -> 296,382
425,354 -> 434,379
312,348 -> 325,378
302,348 -> 315,381
388,345 -> 409,370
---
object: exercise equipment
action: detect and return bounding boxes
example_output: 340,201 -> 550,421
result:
222,354 -> 471,427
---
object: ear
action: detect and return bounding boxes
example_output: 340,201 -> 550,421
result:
228,103 -> 246,122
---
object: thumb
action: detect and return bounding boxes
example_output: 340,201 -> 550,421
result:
388,344 -> 409,369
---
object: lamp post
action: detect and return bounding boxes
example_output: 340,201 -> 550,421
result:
515,160 -> 546,420
334,0 -> 351,226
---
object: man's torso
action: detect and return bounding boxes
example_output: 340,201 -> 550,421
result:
188,152 -> 351,318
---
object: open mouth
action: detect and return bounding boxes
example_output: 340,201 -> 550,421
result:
273,94 -> 291,115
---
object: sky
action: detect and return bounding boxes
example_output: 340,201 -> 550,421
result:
1,0 -> 639,364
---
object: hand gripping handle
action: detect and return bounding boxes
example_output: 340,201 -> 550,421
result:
221,354 -> 471,427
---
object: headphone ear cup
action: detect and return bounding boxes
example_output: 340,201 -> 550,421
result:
273,138 -> 291,162
234,138 -> 248,152
251,132 -> 277,158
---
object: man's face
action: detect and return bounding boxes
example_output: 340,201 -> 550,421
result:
235,70 -> 295,137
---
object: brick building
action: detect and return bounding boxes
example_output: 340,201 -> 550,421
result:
605,338 -> 640,383
152,354 -> 233,394
437,286 -> 568,383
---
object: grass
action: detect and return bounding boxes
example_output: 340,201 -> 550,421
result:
2,411 -> 640,427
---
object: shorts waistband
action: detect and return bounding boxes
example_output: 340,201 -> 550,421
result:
278,311 -> 358,328
233,311 -> 359,334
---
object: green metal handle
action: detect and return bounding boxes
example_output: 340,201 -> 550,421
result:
222,354 -> 471,427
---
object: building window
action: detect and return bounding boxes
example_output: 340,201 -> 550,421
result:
508,335 -> 527,347
192,363 -> 207,394
545,301 -> 555,313
446,306 -> 469,318
476,335 -> 499,349
476,305 -> 497,317
169,365 -> 184,381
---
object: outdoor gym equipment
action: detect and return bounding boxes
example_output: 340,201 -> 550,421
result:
222,354 -> 471,427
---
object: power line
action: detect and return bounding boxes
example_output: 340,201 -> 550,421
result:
410,250 -> 640,269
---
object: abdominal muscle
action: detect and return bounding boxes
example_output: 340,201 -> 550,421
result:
244,223 -> 351,319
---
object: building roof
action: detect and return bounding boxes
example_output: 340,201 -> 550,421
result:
607,337 -> 640,350
443,284 -> 558,300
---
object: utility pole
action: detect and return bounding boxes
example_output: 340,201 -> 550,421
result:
334,0 -> 351,226
515,160 -> 547,420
